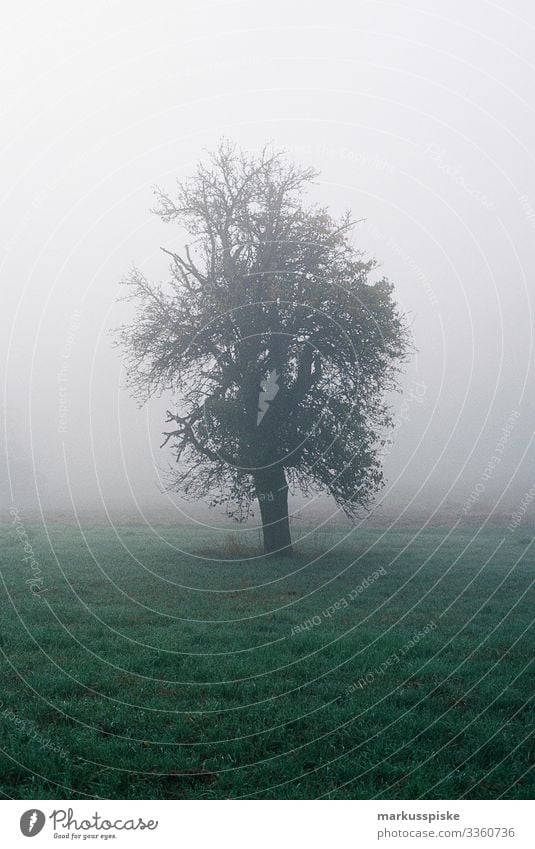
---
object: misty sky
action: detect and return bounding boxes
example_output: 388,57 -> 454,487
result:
2,0 -> 535,527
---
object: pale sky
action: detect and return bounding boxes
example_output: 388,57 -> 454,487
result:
2,0 -> 535,526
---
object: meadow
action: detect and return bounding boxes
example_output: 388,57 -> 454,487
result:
0,521 -> 533,799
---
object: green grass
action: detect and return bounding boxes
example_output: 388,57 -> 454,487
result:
0,522 -> 533,799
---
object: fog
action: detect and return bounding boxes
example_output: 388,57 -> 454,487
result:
2,0 -> 535,529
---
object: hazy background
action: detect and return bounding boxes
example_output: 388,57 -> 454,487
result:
2,0 -> 534,530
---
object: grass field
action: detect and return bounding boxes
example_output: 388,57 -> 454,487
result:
0,521 -> 533,800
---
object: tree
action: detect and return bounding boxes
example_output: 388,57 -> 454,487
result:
115,141 -> 410,557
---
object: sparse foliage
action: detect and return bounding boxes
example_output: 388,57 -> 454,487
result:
115,141 -> 410,555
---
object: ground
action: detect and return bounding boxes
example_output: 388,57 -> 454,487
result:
0,523 -> 533,799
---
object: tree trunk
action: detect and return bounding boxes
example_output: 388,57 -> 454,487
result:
254,466 -> 293,557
